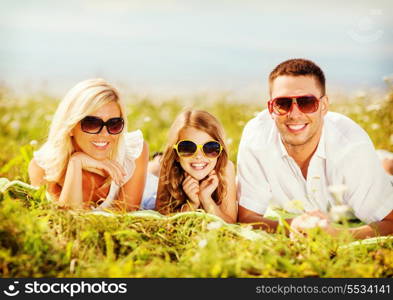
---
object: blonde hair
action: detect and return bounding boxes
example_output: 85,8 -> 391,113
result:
37,78 -> 128,182
157,110 -> 228,214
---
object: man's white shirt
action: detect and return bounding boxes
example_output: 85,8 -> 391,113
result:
237,110 -> 393,223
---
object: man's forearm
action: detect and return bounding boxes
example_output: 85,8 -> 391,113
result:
239,213 -> 292,233
348,220 -> 393,239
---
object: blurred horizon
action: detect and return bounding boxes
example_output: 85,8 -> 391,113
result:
1,0 -> 392,100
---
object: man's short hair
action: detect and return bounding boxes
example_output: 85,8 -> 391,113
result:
269,58 -> 326,96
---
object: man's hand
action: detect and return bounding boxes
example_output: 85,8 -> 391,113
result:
290,210 -> 337,239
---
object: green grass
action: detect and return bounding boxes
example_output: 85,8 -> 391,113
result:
0,86 -> 393,277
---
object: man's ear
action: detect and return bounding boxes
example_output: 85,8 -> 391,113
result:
267,101 -> 275,119
269,109 -> 276,120
321,96 -> 329,116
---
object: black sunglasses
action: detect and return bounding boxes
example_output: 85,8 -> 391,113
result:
80,116 -> 124,135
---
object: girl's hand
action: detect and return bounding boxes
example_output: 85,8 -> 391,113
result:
182,174 -> 200,208
70,152 -> 126,185
199,170 -> 219,200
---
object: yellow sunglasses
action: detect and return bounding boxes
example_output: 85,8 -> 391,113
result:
173,140 -> 223,158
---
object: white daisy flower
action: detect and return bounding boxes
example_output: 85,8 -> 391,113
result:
328,184 -> 348,205
207,221 -> 222,231
198,239 -> 208,248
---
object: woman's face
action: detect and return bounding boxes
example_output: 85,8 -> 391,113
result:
177,127 -> 219,181
71,101 -> 122,161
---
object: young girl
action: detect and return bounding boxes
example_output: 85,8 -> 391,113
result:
28,78 -> 149,211
156,110 -> 237,223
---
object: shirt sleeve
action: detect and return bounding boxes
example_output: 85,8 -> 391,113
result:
122,130 -> 144,183
340,142 -> 393,223
33,145 -> 49,172
124,130 -> 144,160
237,134 -> 272,215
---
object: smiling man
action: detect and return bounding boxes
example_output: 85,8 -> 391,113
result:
237,58 -> 393,239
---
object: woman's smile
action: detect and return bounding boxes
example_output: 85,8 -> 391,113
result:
90,141 -> 110,150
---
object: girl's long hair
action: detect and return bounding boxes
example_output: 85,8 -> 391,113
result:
157,110 -> 228,214
36,78 -> 128,183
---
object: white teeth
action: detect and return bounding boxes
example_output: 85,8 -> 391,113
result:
191,163 -> 208,170
288,124 -> 306,130
92,142 -> 108,147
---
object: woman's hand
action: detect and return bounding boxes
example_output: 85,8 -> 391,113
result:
199,170 -> 219,200
182,174 -> 200,208
70,152 -> 126,185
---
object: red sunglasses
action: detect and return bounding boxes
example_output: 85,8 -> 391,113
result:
268,94 -> 324,116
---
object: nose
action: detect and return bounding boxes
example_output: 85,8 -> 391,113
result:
99,126 -> 111,137
287,100 -> 304,119
194,147 -> 204,159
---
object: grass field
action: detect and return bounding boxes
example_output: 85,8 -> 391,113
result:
0,85 -> 393,277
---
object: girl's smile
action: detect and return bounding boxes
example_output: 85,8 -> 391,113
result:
190,162 -> 209,170
178,127 -> 218,181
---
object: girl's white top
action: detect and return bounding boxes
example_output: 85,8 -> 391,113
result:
34,130 -> 144,210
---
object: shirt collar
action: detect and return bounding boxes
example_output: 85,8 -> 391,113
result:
315,126 -> 326,159
278,133 -> 289,158
278,126 -> 327,159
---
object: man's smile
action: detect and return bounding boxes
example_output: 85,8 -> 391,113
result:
286,123 -> 308,133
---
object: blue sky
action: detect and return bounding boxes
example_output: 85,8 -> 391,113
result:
1,0 -> 392,97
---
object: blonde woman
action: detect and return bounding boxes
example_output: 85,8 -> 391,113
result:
156,110 -> 237,223
28,79 -> 149,211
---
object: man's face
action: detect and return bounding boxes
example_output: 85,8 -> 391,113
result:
270,75 -> 328,149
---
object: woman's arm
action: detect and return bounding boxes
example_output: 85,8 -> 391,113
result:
116,141 -> 149,211
28,159 -> 46,187
28,157 -> 84,209
199,161 -> 238,223
57,156 -> 84,209
29,154 -> 127,210
58,153 -> 127,209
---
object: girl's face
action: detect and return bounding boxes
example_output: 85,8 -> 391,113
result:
177,127 -> 219,181
71,101 -> 122,161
